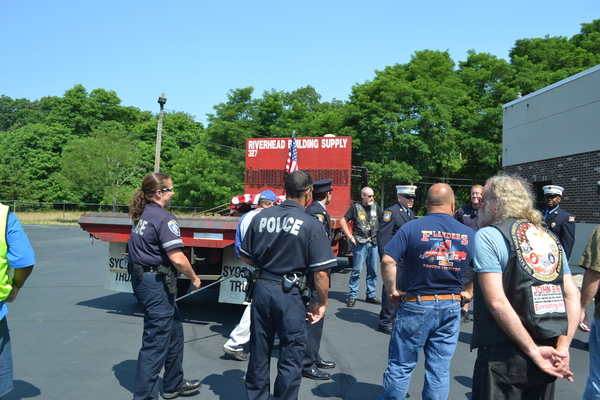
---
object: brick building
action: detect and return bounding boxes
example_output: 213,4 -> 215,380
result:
502,63 -> 600,263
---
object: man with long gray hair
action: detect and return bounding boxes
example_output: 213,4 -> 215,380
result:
471,174 -> 579,399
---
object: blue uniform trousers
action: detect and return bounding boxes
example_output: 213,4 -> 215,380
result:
379,264 -> 403,329
132,272 -> 184,400
303,289 -> 324,372
246,280 -> 307,400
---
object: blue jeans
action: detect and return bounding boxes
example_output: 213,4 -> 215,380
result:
379,298 -> 461,400
584,316 -> 600,399
0,316 -> 13,397
348,241 -> 378,298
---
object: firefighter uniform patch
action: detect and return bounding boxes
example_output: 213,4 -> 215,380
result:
568,216 -> 575,222
383,211 -> 392,222
314,213 -> 325,224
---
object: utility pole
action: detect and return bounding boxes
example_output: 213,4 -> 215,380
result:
154,93 -> 167,172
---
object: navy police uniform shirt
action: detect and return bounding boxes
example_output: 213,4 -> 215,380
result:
377,202 -> 414,259
129,202 -> 184,267
240,199 -> 337,276
305,200 -> 332,242
384,213 -> 475,295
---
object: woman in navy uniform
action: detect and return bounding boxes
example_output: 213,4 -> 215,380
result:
303,179 -> 336,380
128,172 -> 202,400
239,171 -> 338,400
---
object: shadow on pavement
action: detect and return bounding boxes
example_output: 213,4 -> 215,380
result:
2,380 -> 41,400
76,286 -> 248,330
203,369 -> 247,399
309,372 -> 383,399
112,359 -> 136,393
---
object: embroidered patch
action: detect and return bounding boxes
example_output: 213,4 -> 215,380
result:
358,211 -> 367,221
168,220 -> 181,236
512,220 -> 561,282
568,216 -> 575,222
314,213 -> 325,223
383,211 -> 392,222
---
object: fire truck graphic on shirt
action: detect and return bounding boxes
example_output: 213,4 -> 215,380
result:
420,240 -> 468,266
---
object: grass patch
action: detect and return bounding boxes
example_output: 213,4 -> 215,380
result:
15,211 -> 85,226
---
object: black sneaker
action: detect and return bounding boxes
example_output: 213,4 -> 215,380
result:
366,296 -> 382,305
461,309 -> 470,324
346,297 -> 356,307
163,379 -> 202,399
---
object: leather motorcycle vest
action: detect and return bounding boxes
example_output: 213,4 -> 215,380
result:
471,218 -> 568,349
353,202 -> 379,245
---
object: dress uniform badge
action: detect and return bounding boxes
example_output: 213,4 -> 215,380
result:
314,213 -> 325,223
383,211 -> 392,222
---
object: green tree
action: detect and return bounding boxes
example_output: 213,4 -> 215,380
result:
0,95 -> 45,131
346,50 -> 474,192
0,123 -> 76,201
57,122 -> 146,205
169,144 -> 245,209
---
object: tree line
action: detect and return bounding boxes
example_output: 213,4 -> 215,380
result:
1,20 -> 598,211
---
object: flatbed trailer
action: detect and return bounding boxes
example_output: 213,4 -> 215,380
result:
78,136 -> 354,304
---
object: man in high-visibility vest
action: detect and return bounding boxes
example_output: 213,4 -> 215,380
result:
0,204 -> 35,397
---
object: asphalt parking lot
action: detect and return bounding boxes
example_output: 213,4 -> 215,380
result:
3,225 -> 592,399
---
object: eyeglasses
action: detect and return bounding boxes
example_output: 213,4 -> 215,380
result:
365,195 -> 374,198
400,195 -> 415,200
160,187 -> 174,192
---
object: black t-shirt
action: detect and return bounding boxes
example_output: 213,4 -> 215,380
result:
240,200 -> 337,276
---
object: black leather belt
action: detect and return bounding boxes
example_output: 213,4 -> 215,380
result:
133,264 -> 160,273
258,271 -> 285,283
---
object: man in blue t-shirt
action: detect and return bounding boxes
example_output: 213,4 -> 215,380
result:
0,206 -> 36,398
378,184 -> 475,400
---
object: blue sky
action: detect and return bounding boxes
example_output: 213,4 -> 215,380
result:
1,1 -> 597,125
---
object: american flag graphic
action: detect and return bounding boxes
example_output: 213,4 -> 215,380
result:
285,132 -> 299,173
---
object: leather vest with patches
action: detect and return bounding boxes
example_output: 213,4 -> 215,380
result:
353,202 -> 379,245
471,219 -> 568,349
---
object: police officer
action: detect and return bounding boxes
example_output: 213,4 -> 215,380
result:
543,185 -> 576,260
303,178 -> 336,380
239,170 -> 337,400
128,172 -> 202,400
376,185 -> 416,335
